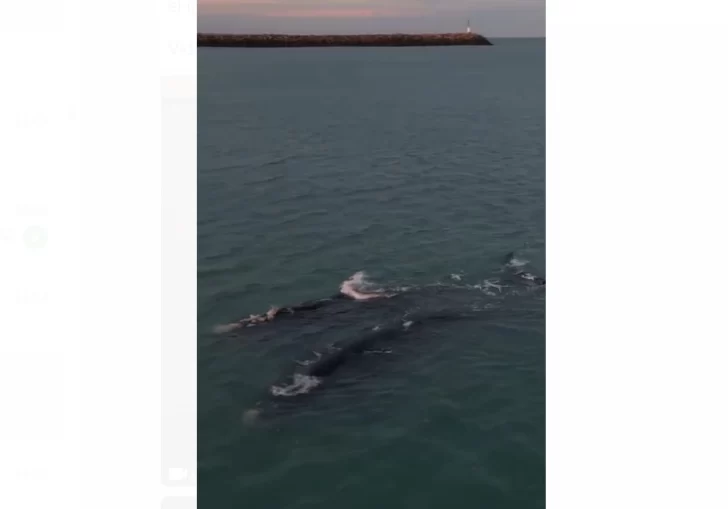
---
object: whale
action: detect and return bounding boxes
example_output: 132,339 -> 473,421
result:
242,310 -> 474,425
503,251 -> 545,286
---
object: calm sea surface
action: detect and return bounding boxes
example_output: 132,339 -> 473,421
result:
199,38 -> 545,509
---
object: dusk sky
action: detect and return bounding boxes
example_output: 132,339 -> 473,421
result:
198,0 -> 545,37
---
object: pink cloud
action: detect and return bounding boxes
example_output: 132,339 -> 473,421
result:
261,8 -> 403,18
198,0 -> 425,17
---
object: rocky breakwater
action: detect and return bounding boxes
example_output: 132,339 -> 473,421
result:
197,33 -> 493,48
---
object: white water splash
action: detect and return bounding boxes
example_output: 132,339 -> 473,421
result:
295,348 -> 329,366
341,271 -> 371,290
402,320 -> 414,330
482,279 -> 505,293
450,273 -> 463,281
507,257 -> 528,268
270,373 -> 322,397
339,271 -> 393,300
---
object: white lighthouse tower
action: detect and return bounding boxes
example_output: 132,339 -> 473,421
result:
466,19 -> 471,33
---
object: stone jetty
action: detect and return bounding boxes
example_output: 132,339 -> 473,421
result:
197,33 -> 493,48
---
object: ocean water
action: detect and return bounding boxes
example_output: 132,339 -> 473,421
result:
198,39 -> 545,509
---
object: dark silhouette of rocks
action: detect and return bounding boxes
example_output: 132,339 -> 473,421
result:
197,33 -> 493,48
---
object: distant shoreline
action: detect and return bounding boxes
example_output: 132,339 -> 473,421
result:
197,33 -> 493,48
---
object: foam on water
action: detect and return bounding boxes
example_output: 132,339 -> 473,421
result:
270,373 -> 323,397
506,257 -> 529,268
341,271 -> 371,290
339,270 -> 397,300
482,279 -> 505,292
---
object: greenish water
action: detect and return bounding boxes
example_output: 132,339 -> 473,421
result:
199,39 -> 544,509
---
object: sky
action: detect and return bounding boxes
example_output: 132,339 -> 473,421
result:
198,0 -> 545,37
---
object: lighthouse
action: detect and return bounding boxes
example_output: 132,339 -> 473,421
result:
466,19 -> 471,34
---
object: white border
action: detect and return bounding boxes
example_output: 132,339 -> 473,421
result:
1,0 -> 198,506
160,0 -> 197,501
161,74 -> 197,490
548,1 -> 728,508
3,0 -> 728,507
